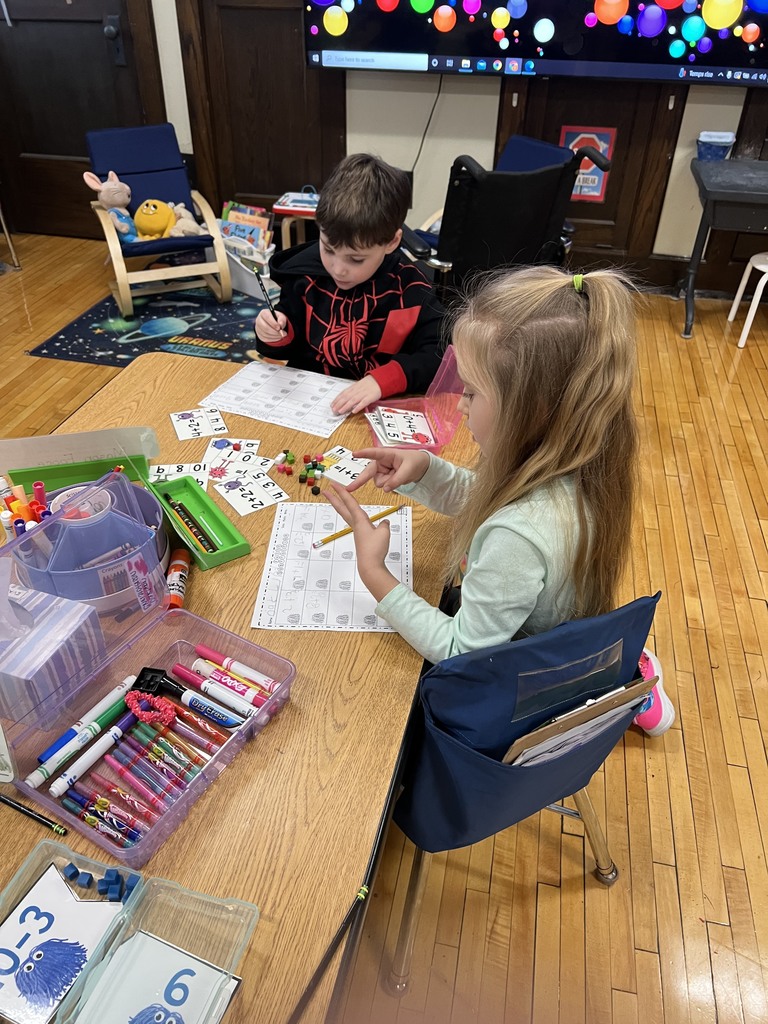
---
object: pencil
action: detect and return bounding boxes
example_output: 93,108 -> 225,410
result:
312,506 -> 400,549
0,793 -> 68,835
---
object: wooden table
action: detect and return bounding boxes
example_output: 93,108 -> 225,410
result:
680,158 -> 768,338
0,353 -> 472,1024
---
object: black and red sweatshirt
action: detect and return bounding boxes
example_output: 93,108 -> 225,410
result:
257,240 -> 445,397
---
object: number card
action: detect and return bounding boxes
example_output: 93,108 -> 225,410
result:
201,437 -> 261,464
213,471 -> 289,516
148,464 -> 210,491
0,863 -> 120,1024
321,446 -> 371,486
73,930 -> 239,1024
169,407 -> 228,442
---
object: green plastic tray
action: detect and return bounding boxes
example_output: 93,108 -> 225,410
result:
147,475 -> 250,569
10,455 -> 150,492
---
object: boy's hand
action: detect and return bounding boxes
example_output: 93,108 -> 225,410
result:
324,483 -> 399,601
347,447 -> 430,493
254,308 -> 288,343
331,376 -> 382,416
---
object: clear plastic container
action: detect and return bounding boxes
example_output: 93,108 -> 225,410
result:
58,877 -> 259,1024
365,343 -> 463,455
0,473 -> 296,867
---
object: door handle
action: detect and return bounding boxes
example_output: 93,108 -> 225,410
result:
103,14 -> 126,66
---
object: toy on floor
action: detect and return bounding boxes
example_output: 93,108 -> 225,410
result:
134,199 -> 176,240
83,170 -> 138,244
169,202 -> 207,237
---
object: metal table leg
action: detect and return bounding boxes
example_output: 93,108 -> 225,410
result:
681,209 -> 709,339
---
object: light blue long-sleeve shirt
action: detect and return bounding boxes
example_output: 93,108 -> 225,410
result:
376,455 -> 581,665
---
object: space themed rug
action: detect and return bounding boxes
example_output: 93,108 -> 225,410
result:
28,287 -> 269,367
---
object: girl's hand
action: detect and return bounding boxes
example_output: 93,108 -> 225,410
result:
331,376 -> 382,416
347,447 -> 431,493
254,308 -> 288,343
324,483 -> 400,601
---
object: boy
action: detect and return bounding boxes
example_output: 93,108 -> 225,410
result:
255,154 -> 445,415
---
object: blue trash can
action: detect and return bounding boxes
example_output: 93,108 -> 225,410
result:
697,131 -> 736,161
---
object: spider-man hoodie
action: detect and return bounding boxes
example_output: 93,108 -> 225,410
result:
257,240 -> 445,397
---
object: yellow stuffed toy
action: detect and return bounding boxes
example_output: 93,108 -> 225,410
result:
134,199 -> 176,240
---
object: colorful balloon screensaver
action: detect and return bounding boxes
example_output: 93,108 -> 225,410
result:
306,0 -> 766,73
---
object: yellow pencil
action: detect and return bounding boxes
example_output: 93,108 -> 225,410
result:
312,505 -> 400,549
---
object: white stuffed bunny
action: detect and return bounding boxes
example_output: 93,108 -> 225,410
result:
83,170 -> 138,243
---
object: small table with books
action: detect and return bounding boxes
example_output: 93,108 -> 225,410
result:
273,190 -> 320,249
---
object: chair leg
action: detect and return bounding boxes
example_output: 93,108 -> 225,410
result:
573,788 -> 618,886
737,272 -> 768,349
728,260 -> 753,323
0,200 -> 20,268
386,845 -> 431,996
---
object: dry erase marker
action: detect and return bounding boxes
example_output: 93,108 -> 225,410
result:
37,674 -> 137,764
159,677 -> 245,730
190,659 -> 269,707
26,697 -> 128,789
172,663 -> 261,719
194,644 -> 281,692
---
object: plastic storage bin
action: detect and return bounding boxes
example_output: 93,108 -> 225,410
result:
0,474 -> 296,867
365,343 -> 463,455
58,876 -> 259,1024
0,841 -> 146,1024
697,131 -> 736,161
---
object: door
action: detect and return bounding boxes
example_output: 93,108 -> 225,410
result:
176,0 -> 345,225
0,0 -> 165,238
496,77 -> 685,283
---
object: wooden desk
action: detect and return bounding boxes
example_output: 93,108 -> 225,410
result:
0,353 -> 471,1024
680,158 -> 768,339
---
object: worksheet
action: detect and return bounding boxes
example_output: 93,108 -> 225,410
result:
200,363 -> 349,438
251,502 -> 412,630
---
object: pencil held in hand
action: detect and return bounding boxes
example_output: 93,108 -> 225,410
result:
312,506 -> 400,548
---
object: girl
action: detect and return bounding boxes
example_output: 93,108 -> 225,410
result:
326,265 -> 674,736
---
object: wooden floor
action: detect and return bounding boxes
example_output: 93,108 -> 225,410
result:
3,234 -> 768,1024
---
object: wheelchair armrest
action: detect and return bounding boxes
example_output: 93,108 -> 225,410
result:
401,223 -> 433,261
573,145 -> 611,172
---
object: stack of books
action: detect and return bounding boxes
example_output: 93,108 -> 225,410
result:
364,406 -> 437,447
219,202 -> 274,251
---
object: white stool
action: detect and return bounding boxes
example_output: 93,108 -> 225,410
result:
727,252 -> 768,348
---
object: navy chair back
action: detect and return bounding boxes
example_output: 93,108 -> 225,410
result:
393,593 -> 661,852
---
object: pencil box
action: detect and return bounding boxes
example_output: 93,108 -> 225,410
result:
0,475 -> 296,868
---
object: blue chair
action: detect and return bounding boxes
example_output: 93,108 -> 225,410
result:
86,123 -> 231,315
387,592 -> 661,994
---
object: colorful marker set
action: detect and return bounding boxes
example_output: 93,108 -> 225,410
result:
19,644 -> 288,853
0,477 -> 53,543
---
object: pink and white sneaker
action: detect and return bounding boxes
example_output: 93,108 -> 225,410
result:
633,648 -> 675,736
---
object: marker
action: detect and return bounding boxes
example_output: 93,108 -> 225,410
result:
140,720 -> 209,768
131,723 -> 200,782
102,754 -> 171,814
13,518 -> 26,538
159,677 -> 245,730
60,797 -> 134,848
73,776 -> 159,827
190,659 -> 269,707
121,734 -> 188,792
36,675 -> 137,764
64,790 -> 144,844
312,506 -> 401,548
0,476 -> 13,500
172,663 -> 261,719
32,481 -> 46,506
1,510 -> 13,542
0,793 -> 67,836
26,697 -> 128,789
48,704 -> 145,799
113,743 -> 182,802
168,716 -> 220,756
193,644 -> 281,693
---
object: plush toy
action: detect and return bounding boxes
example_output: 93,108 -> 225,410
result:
168,202 -> 207,238
134,199 -> 176,240
83,170 -> 138,243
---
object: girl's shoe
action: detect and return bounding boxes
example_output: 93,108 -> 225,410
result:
633,648 -> 675,736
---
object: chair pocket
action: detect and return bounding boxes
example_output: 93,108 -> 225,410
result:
393,702 -> 637,853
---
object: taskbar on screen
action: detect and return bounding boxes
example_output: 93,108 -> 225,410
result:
308,50 -> 768,86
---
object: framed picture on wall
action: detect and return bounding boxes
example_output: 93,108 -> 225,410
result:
558,126 -> 617,203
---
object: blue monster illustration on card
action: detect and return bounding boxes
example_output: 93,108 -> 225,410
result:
129,1004 -> 186,1024
15,937 -> 88,1008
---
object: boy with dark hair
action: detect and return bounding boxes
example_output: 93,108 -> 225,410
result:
255,153 -> 444,415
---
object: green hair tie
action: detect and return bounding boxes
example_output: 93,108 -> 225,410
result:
572,273 -> 584,294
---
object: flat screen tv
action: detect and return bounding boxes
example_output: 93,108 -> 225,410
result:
305,0 -> 768,87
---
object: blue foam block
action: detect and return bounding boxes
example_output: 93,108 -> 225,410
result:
76,872 -> 93,888
107,883 -> 122,902
103,868 -> 120,882
97,878 -> 110,895
62,863 -> 79,881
